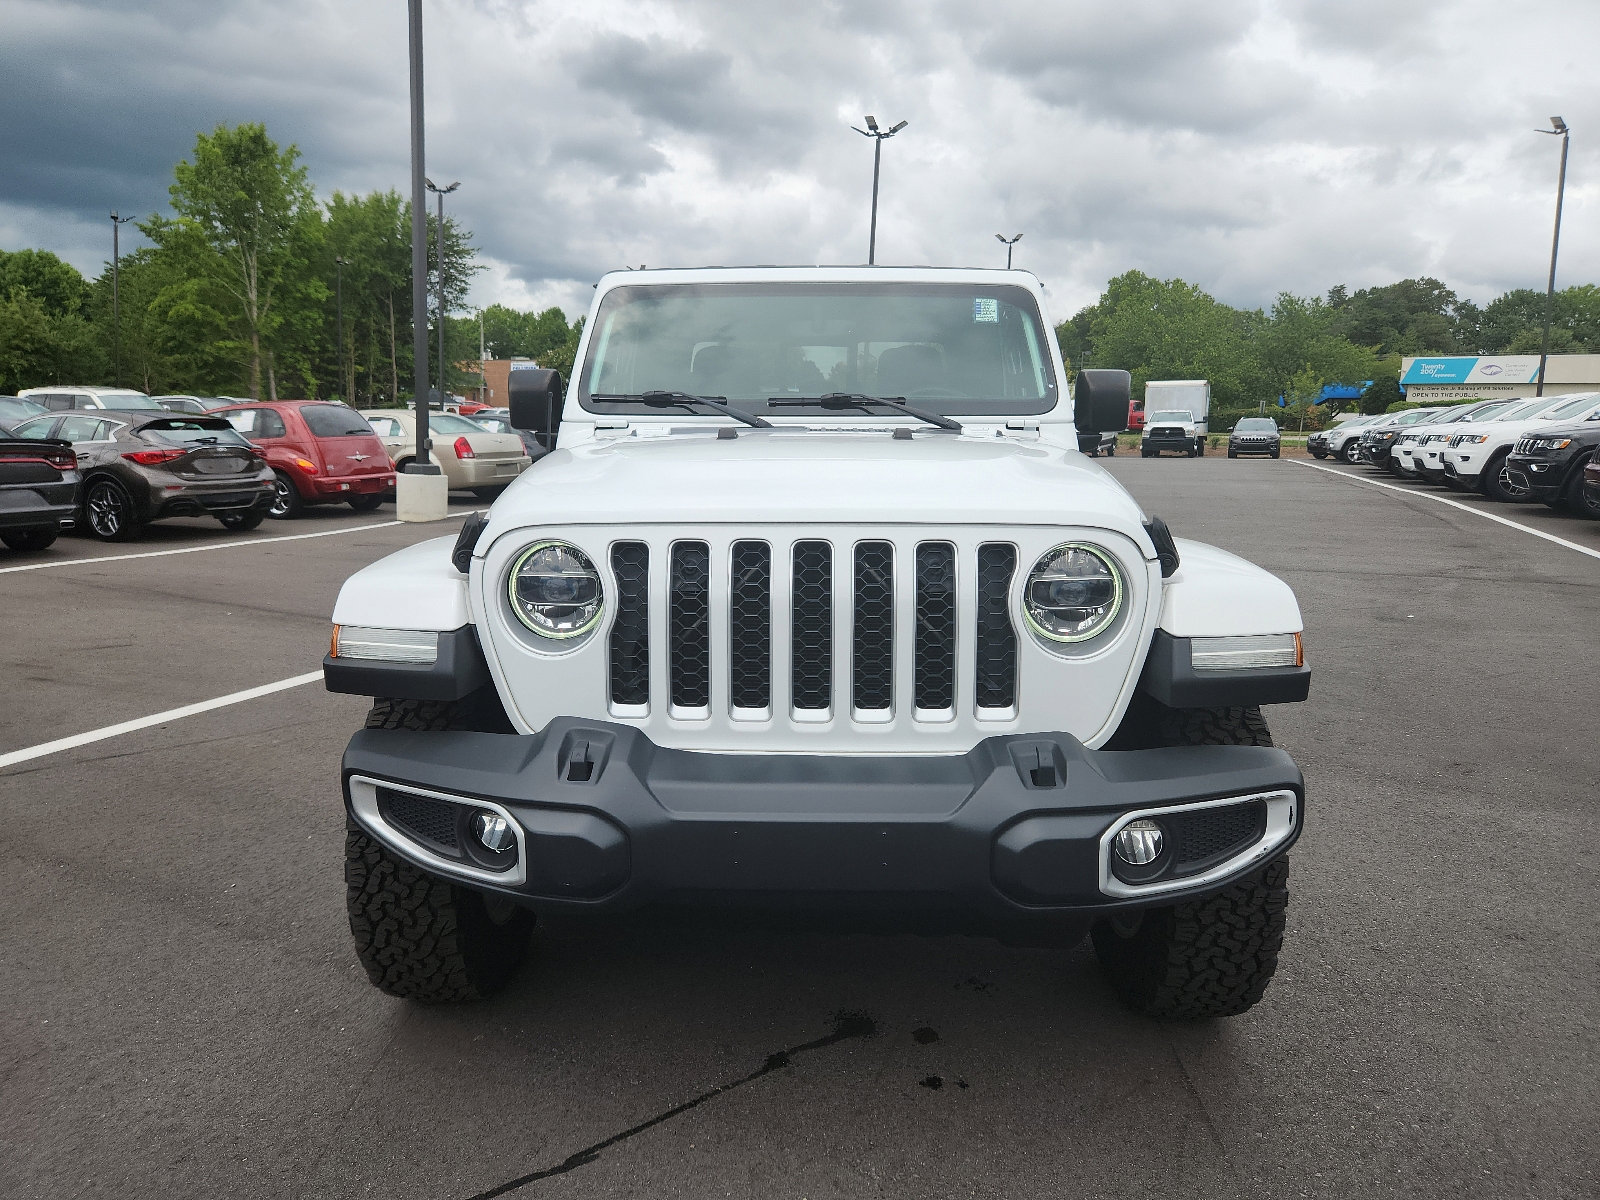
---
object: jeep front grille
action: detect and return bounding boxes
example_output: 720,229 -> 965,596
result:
669,541 -> 711,711
607,536 -> 1022,722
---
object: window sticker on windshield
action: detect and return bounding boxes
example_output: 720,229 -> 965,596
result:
973,298 -> 999,323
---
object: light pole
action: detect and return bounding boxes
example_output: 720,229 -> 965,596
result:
850,115 -> 907,264
426,178 -> 459,408
109,211 -> 133,386
995,233 -> 1022,269
334,255 -> 348,402
1534,116 -> 1570,397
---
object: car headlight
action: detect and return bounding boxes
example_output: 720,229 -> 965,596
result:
507,541 -> 603,638
1531,437 -> 1571,451
1457,434 -> 1487,444
1023,543 -> 1124,643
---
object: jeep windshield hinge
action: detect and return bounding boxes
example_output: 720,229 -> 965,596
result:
452,511 -> 489,574
1144,516 -> 1181,577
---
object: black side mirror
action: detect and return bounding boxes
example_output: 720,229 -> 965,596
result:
508,368 -> 563,436
1074,369 -> 1131,433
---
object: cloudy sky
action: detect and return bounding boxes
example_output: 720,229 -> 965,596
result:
2,0 -> 1595,324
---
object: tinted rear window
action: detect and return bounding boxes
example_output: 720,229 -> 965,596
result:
301,404 -> 374,437
140,420 -> 252,448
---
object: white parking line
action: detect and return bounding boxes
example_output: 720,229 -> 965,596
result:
0,519 -> 408,574
0,671 -> 325,771
1294,460 -> 1600,563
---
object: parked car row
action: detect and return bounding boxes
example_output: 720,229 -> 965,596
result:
1320,394 -> 1600,519
0,388 -> 549,552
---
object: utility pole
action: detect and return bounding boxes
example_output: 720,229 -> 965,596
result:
995,233 -> 1022,269
1534,116 -> 1570,397
426,178 -> 459,408
334,255 -> 348,402
109,212 -> 133,386
850,116 -> 908,264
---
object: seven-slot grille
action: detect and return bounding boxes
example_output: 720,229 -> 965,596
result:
606,537 -> 1020,720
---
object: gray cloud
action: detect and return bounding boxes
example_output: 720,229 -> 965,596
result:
0,0 -> 1594,326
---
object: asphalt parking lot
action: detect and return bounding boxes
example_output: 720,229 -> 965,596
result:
2,462 -> 1595,1200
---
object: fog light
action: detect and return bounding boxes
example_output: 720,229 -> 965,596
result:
1114,819 -> 1164,866
472,811 -> 515,852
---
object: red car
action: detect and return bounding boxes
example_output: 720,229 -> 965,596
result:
215,400 -> 394,518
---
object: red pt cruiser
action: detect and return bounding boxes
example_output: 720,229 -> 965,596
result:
216,400 -> 394,518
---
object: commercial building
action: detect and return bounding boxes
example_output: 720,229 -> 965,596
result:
1400,353 -> 1600,402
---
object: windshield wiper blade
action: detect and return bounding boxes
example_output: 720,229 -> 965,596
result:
768,393 -> 962,431
590,390 -> 771,428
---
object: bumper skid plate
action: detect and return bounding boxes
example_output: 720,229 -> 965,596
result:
344,719 -> 1303,922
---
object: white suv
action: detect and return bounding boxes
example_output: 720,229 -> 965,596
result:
17,386 -> 166,412
323,266 -> 1310,1019
1393,400 -> 1519,479
1442,392 -> 1600,498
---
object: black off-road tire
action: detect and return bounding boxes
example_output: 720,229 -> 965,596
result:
345,827 -> 533,1002
1092,859 -> 1289,1020
345,696 -> 532,1001
1092,702 -> 1287,1018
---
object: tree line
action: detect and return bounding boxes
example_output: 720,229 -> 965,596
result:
0,123 -> 583,404
1056,271 -> 1600,425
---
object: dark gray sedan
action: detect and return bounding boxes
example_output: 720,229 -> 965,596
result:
0,424 -> 79,551
1228,417 -> 1282,458
9,412 -> 276,541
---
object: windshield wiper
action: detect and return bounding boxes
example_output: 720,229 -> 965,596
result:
590,390 -> 771,428
767,393 -> 962,431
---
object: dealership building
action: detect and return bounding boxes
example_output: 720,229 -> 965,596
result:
1400,353 -> 1600,402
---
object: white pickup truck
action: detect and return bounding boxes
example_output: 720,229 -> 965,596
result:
324,267 -> 1310,1019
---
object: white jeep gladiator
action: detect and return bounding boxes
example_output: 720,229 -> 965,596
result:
325,267 -> 1310,1019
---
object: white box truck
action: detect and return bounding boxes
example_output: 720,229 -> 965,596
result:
1144,380 -> 1211,435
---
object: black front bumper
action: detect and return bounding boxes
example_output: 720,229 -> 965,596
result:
1142,433 -> 1198,454
1229,439 -> 1280,456
342,719 -> 1303,928
1503,453 -> 1571,501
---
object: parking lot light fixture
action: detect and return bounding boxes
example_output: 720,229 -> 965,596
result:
109,212 -> 134,387
995,233 -> 1023,269
425,178 -> 460,410
1534,116 -> 1570,397
851,115 -> 909,265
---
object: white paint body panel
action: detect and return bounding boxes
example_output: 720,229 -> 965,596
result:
328,267 -> 1308,755
331,536 -> 469,630
1157,539 -> 1303,638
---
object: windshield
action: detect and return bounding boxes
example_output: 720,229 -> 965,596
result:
301,404 -> 374,437
579,282 -> 1058,417
428,412 -> 490,434
1536,394 -> 1600,420
1235,418 -> 1276,431
99,392 -> 163,410
1148,411 -> 1193,423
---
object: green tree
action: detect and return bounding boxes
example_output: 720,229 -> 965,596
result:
149,123 -> 325,398
1325,277 -> 1477,356
0,249 -> 90,318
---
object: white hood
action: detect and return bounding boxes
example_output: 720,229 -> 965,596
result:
477,428 -> 1154,548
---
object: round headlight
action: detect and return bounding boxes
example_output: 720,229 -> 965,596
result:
507,541 -> 603,638
1023,542 -> 1123,643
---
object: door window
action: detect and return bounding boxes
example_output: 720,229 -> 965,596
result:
58,415 -> 112,442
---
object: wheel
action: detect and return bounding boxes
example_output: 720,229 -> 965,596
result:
267,470 -> 304,519
472,486 -> 505,501
345,698 -> 533,1002
1092,703 -> 1289,1019
82,478 -> 143,542
1227,449 -> 1238,459
1,527 -> 58,552
1141,448 -> 1153,458
219,508 -> 266,531
1105,443 -> 1115,457
1563,457 -> 1600,519
1270,449 -> 1280,459
1341,440 -> 1362,464
1196,440 -> 1205,457
1310,448 -> 1328,460
1481,451 -> 1525,501
347,493 -> 385,512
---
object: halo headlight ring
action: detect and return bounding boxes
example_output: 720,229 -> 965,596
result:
506,540 -> 605,640
1022,541 -> 1125,644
